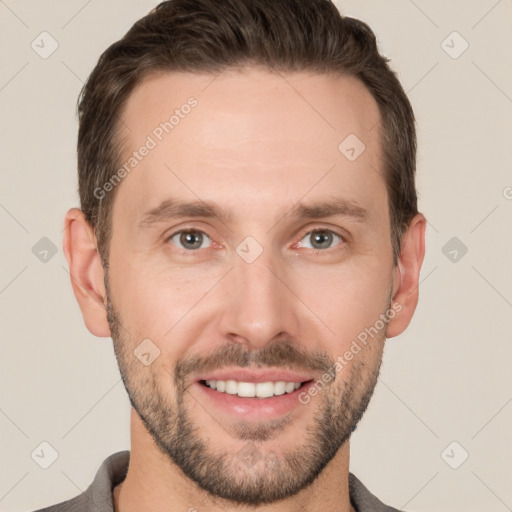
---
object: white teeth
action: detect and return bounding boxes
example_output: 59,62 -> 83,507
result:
285,382 -> 295,393
256,382 -> 274,398
274,381 -> 286,395
203,379 -> 303,398
225,380 -> 238,395
237,382 -> 256,397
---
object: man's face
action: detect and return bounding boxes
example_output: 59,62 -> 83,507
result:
106,68 -> 395,504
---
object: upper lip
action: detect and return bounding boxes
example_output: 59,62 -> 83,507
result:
195,368 -> 315,384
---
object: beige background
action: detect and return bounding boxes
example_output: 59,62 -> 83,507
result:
1,1 -> 511,511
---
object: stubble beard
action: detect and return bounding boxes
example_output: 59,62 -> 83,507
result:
105,277 -> 385,506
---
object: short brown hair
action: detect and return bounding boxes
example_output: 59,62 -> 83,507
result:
77,0 -> 417,267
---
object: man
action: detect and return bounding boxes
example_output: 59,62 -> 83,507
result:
38,0 -> 425,510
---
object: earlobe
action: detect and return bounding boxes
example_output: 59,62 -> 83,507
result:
62,208 -> 111,338
386,213 -> 426,338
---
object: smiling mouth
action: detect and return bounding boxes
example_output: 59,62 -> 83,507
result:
200,379 -> 311,399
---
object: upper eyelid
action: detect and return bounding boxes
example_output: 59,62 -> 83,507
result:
166,226 -> 346,249
166,226 -> 344,238
167,229 -> 213,244
295,229 -> 345,250
297,227 -> 347,245
300,228 -> 344,238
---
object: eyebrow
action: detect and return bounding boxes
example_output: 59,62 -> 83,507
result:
139,199 -> 233,230
289,198 -> 367,221
138,197 -> 367,230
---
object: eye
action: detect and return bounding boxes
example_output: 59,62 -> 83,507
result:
296,229 -> 344,251
168,230 -> 212,251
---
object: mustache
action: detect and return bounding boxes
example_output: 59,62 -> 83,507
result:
174,338 -> 334,390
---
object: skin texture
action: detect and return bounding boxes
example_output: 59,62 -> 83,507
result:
63,68 -> 426,512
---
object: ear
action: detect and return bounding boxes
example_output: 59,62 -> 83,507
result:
386,213 -> 426,338
62,208 -> 111,338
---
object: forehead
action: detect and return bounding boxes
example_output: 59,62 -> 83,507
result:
112,68 -> 385,228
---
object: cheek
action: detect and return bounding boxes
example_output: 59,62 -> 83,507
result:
291,260 -> 392,344
109,254 -> 224,342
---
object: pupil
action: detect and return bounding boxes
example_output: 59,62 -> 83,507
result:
312,231 -> 332,249
181,231 -> 202,249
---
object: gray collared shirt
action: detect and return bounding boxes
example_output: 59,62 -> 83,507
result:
34,451 -> 402,511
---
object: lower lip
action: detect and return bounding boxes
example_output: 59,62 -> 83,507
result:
194,381 -> 314,421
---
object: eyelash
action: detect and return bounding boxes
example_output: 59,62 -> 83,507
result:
165,227 -> 346,256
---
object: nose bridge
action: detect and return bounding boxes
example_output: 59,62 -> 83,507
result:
217,247 -> 295,347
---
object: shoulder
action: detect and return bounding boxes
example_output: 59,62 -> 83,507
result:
349,472 -> 403,512
33,451 -> 130,512
32,492 -> 93,512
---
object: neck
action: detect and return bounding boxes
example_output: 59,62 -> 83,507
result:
114,408 -> 356,512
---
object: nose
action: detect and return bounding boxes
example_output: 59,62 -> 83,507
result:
216,248 -> 300,350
